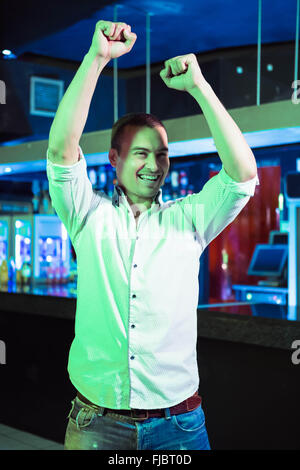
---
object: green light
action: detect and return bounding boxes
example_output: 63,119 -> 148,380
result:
278,193 -> 284,211
246,293 -> 252,300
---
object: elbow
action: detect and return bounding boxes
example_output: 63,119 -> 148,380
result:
240,170 -> 257,182
236,162 -> 258,182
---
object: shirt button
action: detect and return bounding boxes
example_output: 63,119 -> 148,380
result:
130,355 -> 135,360
136,236 -> 139,240
131,324 -> 135,328
132,294 -> 136,298
133,264 -> 137,268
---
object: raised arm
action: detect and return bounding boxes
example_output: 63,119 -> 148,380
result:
160,53 -> 257,182
48,20 -> 137,165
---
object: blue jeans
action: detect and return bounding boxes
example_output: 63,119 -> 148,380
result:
64,396 -> 211,450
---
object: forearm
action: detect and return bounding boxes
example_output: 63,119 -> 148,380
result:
49,49 -> 109,150
189,81 -> 257,182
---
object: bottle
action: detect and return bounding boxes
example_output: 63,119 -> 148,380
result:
46,264 -> 54,285
98,167 -> 107,189
54,261 -> 61,284
88,168 -> 97,188
16,268 -> 22,286
69,257 -> 77,283
40,190 -> 52,214
220,248 -> 233,301
162,187 -> 172,202
187,184 -> 194,195
7,257 -> 16,284
32,180 -> 41,214
21,261 -> 31,286
0,258 -> 8,285
59,261 -> 68,284
179,170 -> 188,188
171,170 -> 179,189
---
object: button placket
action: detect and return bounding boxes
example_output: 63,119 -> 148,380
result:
128,217 -> 145,373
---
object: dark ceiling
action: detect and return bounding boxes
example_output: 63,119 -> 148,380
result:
1,0 -> 298,69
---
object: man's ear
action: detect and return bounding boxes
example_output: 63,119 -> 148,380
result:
108,148 -> 118,168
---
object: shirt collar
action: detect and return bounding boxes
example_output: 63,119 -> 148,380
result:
112,184 -> 163,208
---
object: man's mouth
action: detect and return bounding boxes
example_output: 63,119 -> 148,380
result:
137,174 -> 161,184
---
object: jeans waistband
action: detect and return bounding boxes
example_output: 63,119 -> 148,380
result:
76,391 -> 202,421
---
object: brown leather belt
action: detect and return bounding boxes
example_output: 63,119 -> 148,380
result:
76,390 -> 202,420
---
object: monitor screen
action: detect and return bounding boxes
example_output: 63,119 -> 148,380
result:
268,231 -> 288,245
247,244 -> 288,277
285,172 -> 300,199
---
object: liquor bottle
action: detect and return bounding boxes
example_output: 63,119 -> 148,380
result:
98,167 -> 107,189
46,264 -> 54,285
162,187 -> 172,202
59,261 -> 68,284
179,170 -> 188,188
0,258 -> 8,285
171,170 -> 179,199
21,261 -> 31,286
88,168 -> 97,188
7,257 -> 16,284
187,184 -> 194,195
31,180 -> 41,214
171,170 -> 179,189
40,182 -> 54,214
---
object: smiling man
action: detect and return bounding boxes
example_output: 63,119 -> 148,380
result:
109,116 -> 170,224
46,20 -> 259,451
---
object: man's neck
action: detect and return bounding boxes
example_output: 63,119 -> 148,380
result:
127,197 -> 152,215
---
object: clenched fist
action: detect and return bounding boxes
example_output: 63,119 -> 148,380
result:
160,54 -> 205,93
89,20 -> 137,62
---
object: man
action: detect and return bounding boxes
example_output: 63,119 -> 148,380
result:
46,20 -> 259,450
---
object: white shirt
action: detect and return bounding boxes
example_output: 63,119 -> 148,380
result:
46,145 -> 259,410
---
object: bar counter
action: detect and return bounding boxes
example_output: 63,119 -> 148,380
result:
0,283 -> 299,350
1,283 -> 300,449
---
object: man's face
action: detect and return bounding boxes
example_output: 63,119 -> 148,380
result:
109,125 -> 170,209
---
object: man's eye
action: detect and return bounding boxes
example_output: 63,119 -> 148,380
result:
135,152 -> 167,157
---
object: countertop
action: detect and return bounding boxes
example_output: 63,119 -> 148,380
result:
1,283 -> 300,351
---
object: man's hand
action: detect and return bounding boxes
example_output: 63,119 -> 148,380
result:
89,20 -> 137,62
160,54 -> 205,93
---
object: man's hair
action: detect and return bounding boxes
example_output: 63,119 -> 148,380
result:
110,112 -> 167,155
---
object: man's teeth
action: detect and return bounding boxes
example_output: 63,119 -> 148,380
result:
138,175 -> 159,180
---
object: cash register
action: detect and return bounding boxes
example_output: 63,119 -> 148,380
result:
232,232 -> 288,304
249,232 -> 288,287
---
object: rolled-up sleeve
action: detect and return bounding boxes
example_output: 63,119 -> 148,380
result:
218,165 -> 259,197
46,145 -> 100,243
178,165 -> 259,250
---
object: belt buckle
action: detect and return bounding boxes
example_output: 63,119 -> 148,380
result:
130,409 -> 149,420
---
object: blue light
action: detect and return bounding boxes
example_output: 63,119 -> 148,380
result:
1,50 -> 17,59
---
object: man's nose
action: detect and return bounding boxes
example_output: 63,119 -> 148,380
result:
145,153 -> 159,171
